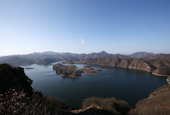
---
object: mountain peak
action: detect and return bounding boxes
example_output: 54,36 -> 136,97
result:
100,51 -> 108,54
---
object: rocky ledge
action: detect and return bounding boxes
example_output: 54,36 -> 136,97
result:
53,64 -> 102,78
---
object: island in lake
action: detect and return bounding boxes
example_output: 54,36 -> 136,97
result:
25,67 -> 34,69
53,64 -> 102,78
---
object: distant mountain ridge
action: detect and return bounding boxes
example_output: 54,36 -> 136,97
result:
129,52 -> 155,58
0,51 -> 169,66
0,57 -> 34,66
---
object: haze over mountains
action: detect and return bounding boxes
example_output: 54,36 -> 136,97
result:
0,51 -> 169,66
0,57 -> 34,66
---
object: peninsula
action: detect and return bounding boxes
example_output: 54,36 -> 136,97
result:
63,58 -> 170,77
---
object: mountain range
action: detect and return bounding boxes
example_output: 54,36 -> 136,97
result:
0,51 -> 169,66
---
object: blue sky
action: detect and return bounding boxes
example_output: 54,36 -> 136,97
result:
0,0 -> 170,56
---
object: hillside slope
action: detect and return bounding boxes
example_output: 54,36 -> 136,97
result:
0,57 -> 34,65
63,58 -> 170,76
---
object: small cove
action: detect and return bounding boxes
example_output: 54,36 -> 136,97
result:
22,61 -> 168,108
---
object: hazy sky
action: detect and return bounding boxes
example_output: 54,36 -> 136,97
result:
0,0 -> 170,56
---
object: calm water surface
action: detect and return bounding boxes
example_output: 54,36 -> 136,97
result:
22,61 -> 167,108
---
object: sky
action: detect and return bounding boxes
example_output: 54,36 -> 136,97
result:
0,0 -> 170,56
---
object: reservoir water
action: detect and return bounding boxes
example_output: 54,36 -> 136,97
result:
21,61 -> 167,108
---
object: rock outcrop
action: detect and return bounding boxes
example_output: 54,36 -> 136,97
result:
128,59 -> 155,72
0,63 -> 33,94
166,76 -> 170,84
63,58 -> 170,76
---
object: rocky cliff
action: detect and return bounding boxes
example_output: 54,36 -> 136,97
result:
0,63 -> 33,94
63,58 -> 170,76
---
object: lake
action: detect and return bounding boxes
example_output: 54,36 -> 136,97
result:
21,61 -> 167,108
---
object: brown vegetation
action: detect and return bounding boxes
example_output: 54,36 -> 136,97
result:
130,84 -> 170,115
45,97 -> 70,111
151,54 -> 170,60
82,97 -> 131,115
53,64 -> 102,77
0,89 -> 46,115
80,65 -> 102,75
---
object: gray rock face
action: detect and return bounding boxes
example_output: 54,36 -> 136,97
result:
117,59 -> 130,68
128,59 -> 155,72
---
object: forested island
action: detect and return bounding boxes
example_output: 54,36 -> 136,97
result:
53,64 -> 102,77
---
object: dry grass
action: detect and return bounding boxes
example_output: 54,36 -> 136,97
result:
82,97 -> 131,115
0,89 -> 47,115
133,85 -> 170,115
45,96 -> 70,111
